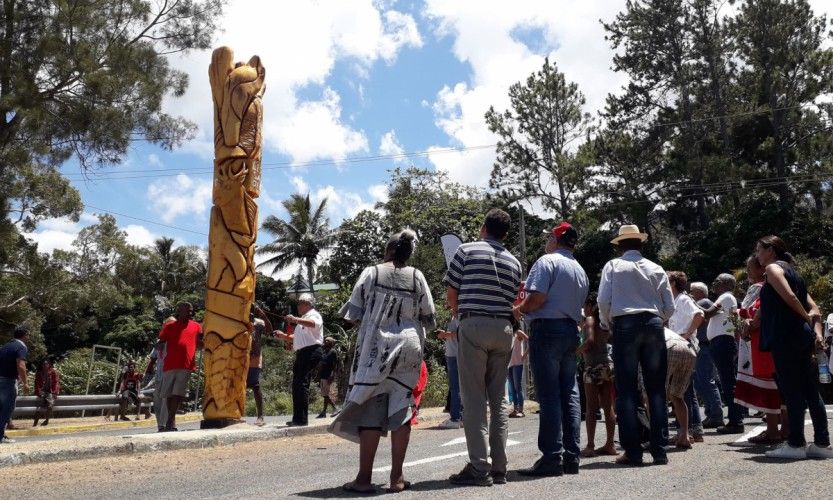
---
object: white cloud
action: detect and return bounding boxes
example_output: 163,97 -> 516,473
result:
148,154 -> 163,168
312,185 -> 375,222
423,0 -> 627,188
378,130 -> 405,162
367,183 -> 389,204
147,174 -> 212,223
124,224 -> 159,248
164,0 -> 421,164
289,176 -> 309,194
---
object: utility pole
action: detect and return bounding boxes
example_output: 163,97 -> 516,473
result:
518,205 -> 527,278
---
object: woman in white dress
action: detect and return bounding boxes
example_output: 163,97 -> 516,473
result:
331,229 -> 435,494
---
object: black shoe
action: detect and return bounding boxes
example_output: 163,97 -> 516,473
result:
316,412 -> 327,419
490,471 -> 507,485
653,455 -> 669,466
518,457 -> 563,477
702,418 -> 724,429
716,424 -> 744,434
615,454 -> 644,467
449,464 -> 493,486
286,421 -> 308,427
563,462 -> 579,475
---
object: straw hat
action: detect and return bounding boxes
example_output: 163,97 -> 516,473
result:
610,224 -> 649,245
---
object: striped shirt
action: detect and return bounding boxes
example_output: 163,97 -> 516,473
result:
443,239 -> 522,317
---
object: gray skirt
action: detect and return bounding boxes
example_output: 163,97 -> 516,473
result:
328,392 -> 412,443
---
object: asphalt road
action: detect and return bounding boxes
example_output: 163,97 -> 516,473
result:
2,408 -> 832,499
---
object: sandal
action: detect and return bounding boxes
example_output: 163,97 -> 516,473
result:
748,432 -> 783,445
386,480 -> 412,493
580,447 -> 597,458
342,481 -> 376,494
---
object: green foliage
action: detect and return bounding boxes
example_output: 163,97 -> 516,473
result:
420,358 -> 449,409
322,210 -> 386,286
55,348 -> 120,395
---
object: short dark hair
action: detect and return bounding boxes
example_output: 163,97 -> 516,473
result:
13,325 -> 29,339
557,226 -> 579,248
668,271 -> 688,291
483,209 -> 511,240
617,238 -> 643,252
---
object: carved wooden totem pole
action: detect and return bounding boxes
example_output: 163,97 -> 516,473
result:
202,47 -> 265,427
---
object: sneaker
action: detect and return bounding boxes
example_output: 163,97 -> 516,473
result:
716,424 -> 745,434
518,457 -> 563,477
316,412 -> 327,419
438,418 -> 463,429
765,442 -> 807,460
806,443 -> 833,459
563,462 -> 579,475
702,418 -> 724,429
449,464 -> 493,486
490,471 -> 507,485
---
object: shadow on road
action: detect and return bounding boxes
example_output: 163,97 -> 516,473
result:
295,484 -> 382,498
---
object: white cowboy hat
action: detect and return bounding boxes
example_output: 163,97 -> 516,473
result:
610,224 -> 649,245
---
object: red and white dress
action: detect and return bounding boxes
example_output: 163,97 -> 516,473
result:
734,282 -> 782,413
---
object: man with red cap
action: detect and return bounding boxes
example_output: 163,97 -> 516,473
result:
514,222 -> 589,477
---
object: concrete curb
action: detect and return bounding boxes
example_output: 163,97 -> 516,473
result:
0,408 -> 456,468
5,414 -> 203,438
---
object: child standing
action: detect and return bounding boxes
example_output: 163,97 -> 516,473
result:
578,305 -> 617,457
508,334 -> 527,418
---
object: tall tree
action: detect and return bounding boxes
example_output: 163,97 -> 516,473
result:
486,58 -> 593,219
0,0 -> 225,267
258,194 -> 337,296
322,210 -> 386,286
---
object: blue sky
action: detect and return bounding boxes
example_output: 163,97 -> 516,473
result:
31,0 -> 833,269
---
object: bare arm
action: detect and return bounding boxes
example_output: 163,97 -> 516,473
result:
516,291 -> 548,314
446,287 -> 459,316
683,313 -> 704,340
17,359 -> 28,393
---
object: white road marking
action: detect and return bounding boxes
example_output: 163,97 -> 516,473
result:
374,440 -> 522,472
441,437 -> 467,447
735,421 -> 815,443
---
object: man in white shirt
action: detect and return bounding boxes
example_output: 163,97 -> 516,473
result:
597,225 -> 675,467
702,273 -> 742,434
275,293 -> 324,426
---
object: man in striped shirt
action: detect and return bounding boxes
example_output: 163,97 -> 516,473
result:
444,208 -> 523,487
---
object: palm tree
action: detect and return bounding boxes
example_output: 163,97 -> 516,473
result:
257,194 -> 337,296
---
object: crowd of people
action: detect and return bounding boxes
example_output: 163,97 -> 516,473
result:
331,208 -> 832,493
1,207 -> 832,495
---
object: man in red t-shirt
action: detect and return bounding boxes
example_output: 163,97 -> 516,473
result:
158,302 -> 203,431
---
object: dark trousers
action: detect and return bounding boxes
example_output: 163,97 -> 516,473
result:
292,344 -> 323,425
529,318 -> 581,465
0,377 -> 17,440
611,313 -> 668,461
771,337 -> 830,447
710,335 -> 743,426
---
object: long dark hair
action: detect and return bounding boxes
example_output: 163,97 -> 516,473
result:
384,229 -> 417,265
756,235 -> 795,265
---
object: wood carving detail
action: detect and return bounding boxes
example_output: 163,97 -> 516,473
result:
203,47 -> 265,421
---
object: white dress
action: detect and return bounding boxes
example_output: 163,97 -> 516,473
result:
328,264 -> 435,442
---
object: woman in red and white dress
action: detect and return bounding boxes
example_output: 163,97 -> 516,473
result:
735,255 -> 784,444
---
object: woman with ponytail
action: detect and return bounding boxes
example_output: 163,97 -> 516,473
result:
755,235 -> 831,460
331,229 -> 436,493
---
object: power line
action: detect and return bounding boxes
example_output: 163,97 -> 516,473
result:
84,204 -> 208,237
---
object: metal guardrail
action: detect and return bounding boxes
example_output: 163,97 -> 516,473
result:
12,393 -> 152,418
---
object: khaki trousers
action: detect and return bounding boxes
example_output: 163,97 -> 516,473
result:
458,315 -> 513,475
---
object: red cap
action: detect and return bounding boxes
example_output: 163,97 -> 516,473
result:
544,222 -> 574,238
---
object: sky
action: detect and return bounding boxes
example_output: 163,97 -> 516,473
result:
28,0 -> 833,267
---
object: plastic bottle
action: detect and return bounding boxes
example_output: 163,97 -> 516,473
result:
819,349 -> 832,384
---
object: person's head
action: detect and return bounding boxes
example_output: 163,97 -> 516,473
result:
668,271 -> 688,295
711,273 -> 736,295
755,235 -> 793,267
480,208 -> 511,241
383,229 -> 418,265
127,362 -> 136,372
616,238 -> 643,253
746,254 -> 764,282
40,359 -> 51,371
611,224 -> 648,253
13,325 -> 29,344
544,222 -> 578,253
324,337 -> 336,349
175,302 -> 193,322
297,293 -> 315,314
583,291 -> 598,318
689,282 -> 708,301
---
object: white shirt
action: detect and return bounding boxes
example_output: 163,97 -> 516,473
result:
668,293 -> 704,338
597,250 -> 675,330
293,309 -> 324,351
706,292 -> 737,340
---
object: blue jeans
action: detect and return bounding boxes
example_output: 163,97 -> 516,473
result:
508,365 -> 524,410
446,356 -> 462,421
693,343 -> 724,422
529,318 -> 581,465
685,382 -> 703,434
710,335 -> 743,426
611,313 -> 668,461
0,377 -> 17,440
771,336 -> 830,447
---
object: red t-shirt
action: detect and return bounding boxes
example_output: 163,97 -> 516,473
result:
159,320 -> 203,371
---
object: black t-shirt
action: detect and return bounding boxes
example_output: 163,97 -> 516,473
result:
318,350 -> 337,379
0,339 -> 27,379
696,298 -> 713,345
